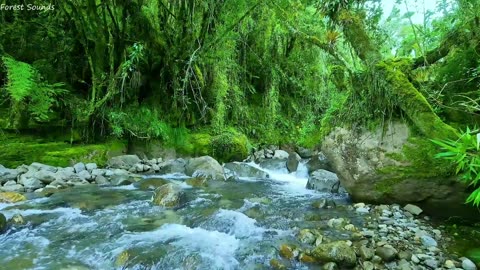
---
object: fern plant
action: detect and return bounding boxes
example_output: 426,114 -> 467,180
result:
431,127 -> 480,206
1,56 -> 66,124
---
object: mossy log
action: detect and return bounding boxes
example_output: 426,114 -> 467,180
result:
376,59 -> 457,139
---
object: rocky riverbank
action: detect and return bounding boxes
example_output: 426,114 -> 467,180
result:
273,202 -> 478,270
0,148 -> 479,269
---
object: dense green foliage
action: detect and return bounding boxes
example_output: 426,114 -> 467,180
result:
432,127 -> 480,206
0,0 -> 479,153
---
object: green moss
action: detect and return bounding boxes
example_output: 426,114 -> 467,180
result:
375,135 -> 455,193
0,134 -> 126,168
376,59 -> 457,140
184,129 -> 250,162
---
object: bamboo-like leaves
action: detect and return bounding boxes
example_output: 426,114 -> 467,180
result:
432,126 -> 480,206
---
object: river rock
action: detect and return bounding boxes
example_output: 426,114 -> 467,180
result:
461,258 -> 477,270
185,177 -> 208,188
134,178 -> 169,190
375,246 -> 398,262
73,162 -> 86,173
85,163 -> 97,171
35,170 -> 56,184
298,229 -> 316,244
223,162 -> 269,179
108,155 -> 141,169
77,170 -> 93,181
306,152 -> 330,173
94,175 -> 109,185
0,213 -> 6,233
152,183 -> 186,207
321,122 -> 479,220
420,235 -> 437,247
185,156 -> 224,181
0,192 -> 26,203
287,152 -> 301,172
1,181 -> 24,192
273,150 -> 289,159
296,146 -> 314,158
0,165 -> 19,183
312,241 -> 356,267
158,158 -> 186,175
404,204 -> 423,215
19,175 -> 43,190
306,169 -> 341,193
110,169 -> 134,186
359,245 -> 375,260
30,162 -> 57,173
322,262 -> 338,270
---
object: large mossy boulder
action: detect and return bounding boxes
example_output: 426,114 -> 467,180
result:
321,121 -> 478,220
185,156 -> 225,181
189,131 -> 249,162
152,183 -> 186,207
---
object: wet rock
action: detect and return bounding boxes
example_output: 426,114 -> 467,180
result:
185,177 -> 208,188
404,204 -> 423,215
327,218 -> 347,228
298,229 -> 316,245
0,165 -> 19,183
306,152 -> 330,173
461,258 -> 477,270
312,241 -> 356,267
286,152 -> 301,172
322,262 -> 338,270
30,162 -> 57,172
73,162 -> 86,173
158,158 -> 186,175
270,258 -> 287,270
115,250 -> 130,268
362,261 -> 375,270
152,183 -> 186,207
0,192 -> 26,203
358,246 -> 375,260
258,159 -> 288,171
424,259 -> 438,269
279,244 -> 296,260
375,246 -> 397,262
306,169 -> 341,193
273,150 -> 289,159
420,235 -> 437,247
85,163 -> 97,171
312,199 -> 336,209
1,181 -> 24,192
398,251 -> 412,261
296,147 -> 314,158
110,169 -> 134,186
0,213 -> 6,233
94,175 -> 109,185
185,156 -> 225,181
444,260 -> 455,269
10,214 -> 25,225
35,170 -> 56,184
299,253 -> 317,263
134,178 -> 169,190
108,155 -> 141,169
77,170 -> 93,181
223,162 -> 269,179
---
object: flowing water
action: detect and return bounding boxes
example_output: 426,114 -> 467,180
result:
0,162 -> 358,270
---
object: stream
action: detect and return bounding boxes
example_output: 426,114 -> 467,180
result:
0,162 -> 366,269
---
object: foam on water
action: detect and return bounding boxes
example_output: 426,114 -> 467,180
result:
246,161 -> 318,196
1,207 -> 85,220
209,209 -> 265,239
114,223 -> 240,269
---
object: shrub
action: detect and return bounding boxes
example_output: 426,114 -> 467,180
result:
431,127 -> 480,206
